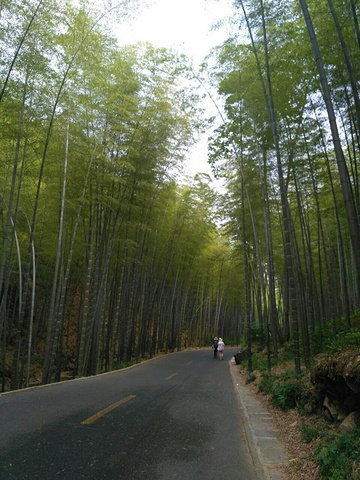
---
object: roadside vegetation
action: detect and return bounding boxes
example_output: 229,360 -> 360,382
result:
2,1 -> 360,445
236,312 -> 360,479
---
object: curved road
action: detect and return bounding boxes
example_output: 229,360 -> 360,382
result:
0,348 -> 256,479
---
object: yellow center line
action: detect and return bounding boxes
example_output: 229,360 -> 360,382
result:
81,394 -> 136,425
165,372 -> 178,380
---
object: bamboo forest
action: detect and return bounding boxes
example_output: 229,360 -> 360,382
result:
1,0 -> 360,392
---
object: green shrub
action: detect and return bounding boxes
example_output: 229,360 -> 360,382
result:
301,423 -> 318,443
114,361 -> 134,370
251,353 -> 270,372
327,330 -> 360,353
315,427 -> 360,479
258,372 -> 302,410
258,373 -> 274,395
310,314 -> 360,354
250,324 -> 266,345
300,422 -> 326,443
271,380 -> 300,409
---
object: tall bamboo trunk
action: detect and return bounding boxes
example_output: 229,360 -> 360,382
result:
1,74 -> 30,390
261,151 -> 279,358
299,0 -> 360,299
260,0 -> 301,372
42,124 -> 69,384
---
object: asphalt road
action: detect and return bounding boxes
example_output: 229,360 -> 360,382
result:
0,348 -> 256,479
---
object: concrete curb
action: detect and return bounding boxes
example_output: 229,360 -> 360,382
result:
229,359 -> 288,480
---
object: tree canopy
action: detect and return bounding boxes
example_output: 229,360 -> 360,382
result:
1,0 -> 360,390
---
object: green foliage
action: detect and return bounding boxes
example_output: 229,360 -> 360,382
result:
300,422 -> 326,444
326,330 -> 360,353
315,428 -> 360,480
249,349 -> 270,372
300,423 -> 318,444
315,326 -> 360,355
2,0 -> 246,389
114,361 -> 134,370
259,371 -> 303,410
258,373 -> 274,395
307,310 -> 360,355
270,381 -> 301,410
282,342 -> 301,362
250,324 -> 267,348
250,325 -> 360,476
119,361 -> 134,370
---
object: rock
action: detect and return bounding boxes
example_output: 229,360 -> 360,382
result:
323,395 -> 341,421
346,379 -> 360,393
234,347 -> 248,365
311,349 -> 360,418
339,411 -> 360,434
312,350 -> 360,388
297,384 -> 323,415
344,392 -> 360,409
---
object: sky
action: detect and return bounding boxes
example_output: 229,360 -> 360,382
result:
115,0 -> 235,178
117,0 -> 234,64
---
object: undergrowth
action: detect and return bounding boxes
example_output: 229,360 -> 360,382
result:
315,427 -> 360,480
244,309 -> 360,479
258,370 -> 304,410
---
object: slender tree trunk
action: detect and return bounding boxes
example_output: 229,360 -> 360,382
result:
238,0 -> 301,372
42,124 -> 70,384
240,170 -> 252,373
311,102 -> 352,329
348,0 -> 360,50
76,215 -> 94,377
260,0 -> 301,372
327,0 -> 360,137
1,73 -> 30,390
261,150 -> 279,358
292,172 -> 312,365
25,229 -> 36,387
343,91 -> 360,219
0,0 -> 44,103
299,0 -> 360,299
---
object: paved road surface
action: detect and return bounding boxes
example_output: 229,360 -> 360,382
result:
0,348 -> 257,479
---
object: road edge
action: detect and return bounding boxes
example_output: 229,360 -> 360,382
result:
229,358 -> 287,480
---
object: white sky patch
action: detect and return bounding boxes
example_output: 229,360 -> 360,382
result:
115,0 -> 235,179
117,0 -> 233,64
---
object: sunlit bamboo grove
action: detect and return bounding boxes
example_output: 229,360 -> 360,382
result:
1,0 -> 360,391
208,0 -> 360,372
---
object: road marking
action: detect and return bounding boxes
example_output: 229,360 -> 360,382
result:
186,361 -> 192,366
165,372 -> 178,380
81,395 -> 136,425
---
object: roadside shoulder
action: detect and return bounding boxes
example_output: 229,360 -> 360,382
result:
229,359 -> 288,480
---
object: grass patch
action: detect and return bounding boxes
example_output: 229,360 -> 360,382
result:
315,427 -> 360,479
258,370 -> 304,410
300,421 -> 327,444
246,311 -> 360,479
